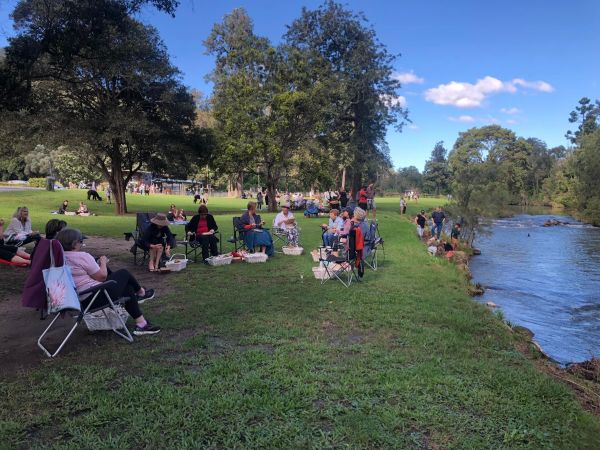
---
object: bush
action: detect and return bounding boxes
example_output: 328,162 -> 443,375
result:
27,177 -> 47,188
583,197 -> 600,226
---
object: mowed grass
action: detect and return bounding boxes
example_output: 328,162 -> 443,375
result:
1,191 -> 599,449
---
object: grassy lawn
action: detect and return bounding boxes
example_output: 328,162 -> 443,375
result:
1,190 -> 599,448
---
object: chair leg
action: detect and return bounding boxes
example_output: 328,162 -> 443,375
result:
103,294 -> 134,343
37,312 -> 80,358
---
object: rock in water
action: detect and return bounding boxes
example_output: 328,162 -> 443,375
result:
485,301 -> 497,308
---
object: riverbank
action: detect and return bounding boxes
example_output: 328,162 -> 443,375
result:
1,192 -> 599,448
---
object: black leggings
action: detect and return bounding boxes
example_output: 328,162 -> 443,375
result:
195,235 -> 218,260
80,269 -> 143,319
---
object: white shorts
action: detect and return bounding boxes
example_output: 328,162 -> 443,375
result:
367,199 -> 376,209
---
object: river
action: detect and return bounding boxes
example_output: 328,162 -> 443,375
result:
469,213 -> 600,365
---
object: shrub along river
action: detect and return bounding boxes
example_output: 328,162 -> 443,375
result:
469,213 -> 600,365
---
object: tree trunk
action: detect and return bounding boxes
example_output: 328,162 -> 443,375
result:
341,167 -> 346,190
110,161 -> 128,215
265,167 -> 279,212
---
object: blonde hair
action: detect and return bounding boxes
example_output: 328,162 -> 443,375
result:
13,206 -> 28,221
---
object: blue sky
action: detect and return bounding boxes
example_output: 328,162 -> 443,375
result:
1,0 -> 599,170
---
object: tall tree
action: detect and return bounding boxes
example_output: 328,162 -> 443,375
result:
565,97 -> 600,145
284,1 -> 408,194
0,0 -> 201,214
422,141 -> 451,195
205,9 -> 321,211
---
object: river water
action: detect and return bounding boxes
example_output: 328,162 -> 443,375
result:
469,214 -> 600,365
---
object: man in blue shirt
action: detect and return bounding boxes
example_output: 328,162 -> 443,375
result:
430,206 -> 446,239
322,209 -> 344,247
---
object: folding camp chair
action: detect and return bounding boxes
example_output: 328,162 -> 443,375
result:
318,225 -> 364,288
228,217 -> 248,252
183,231 -> 222,263
272,219 -> 301,253
37,280 -> 134,358
363,220 -> 385,271
124,212 -> 154,265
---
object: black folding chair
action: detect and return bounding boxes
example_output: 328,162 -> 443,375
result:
37,280 -> 134,358
124,212 -> 154,265
183,231 -> 222,263
228,217 -> 248,252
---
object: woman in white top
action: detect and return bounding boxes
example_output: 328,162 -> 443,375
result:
273,204 -> 300,247
3,206 -> 41,246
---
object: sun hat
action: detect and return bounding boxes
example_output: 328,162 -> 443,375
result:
282,203 -> 290,209
151,213 -> 170,227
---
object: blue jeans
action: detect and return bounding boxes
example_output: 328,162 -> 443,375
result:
323,232 -> 336,247
432,222 -> 443,239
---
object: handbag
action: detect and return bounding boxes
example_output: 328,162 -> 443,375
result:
43,242 -> 81,314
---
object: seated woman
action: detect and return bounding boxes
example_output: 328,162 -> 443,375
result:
273,203 -> 300,247
186,205 -> 219,262
56,228 -> 159,336
58,200 -> 69,214
166,204 -> 178,222
339,207 -> 354,242
140,213 -> 174,272
45,219 -> 68,240
0,218 -> 31,265
175,209 -> 187,221
4,206 -> 41,246
239,201 -> 274,256
77,202 -> 89,215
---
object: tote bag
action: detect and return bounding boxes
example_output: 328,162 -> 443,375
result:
43,242 -> 81,314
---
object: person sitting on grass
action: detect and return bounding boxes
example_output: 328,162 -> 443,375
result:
240,201 -> 274,256
274,203 -> 300,247
166,204 -> 178,221
77,202 -> 89,215
141,213 -> 174,272
321,208 -> 343,248
186,205 -> 219,263
58,200 -> 69,214
56,228 -> 159,336
3,206 -> 41,246
0,218 -> 31,266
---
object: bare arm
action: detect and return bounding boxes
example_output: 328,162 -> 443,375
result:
90,256 -> 108,282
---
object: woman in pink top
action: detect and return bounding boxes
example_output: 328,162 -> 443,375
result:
56,228 -> 160,336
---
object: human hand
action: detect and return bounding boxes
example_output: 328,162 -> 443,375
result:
99,256 -> 109,266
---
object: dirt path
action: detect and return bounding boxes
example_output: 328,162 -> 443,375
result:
0,237 -> 172,378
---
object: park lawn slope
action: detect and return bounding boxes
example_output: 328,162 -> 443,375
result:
1,194 -> 599,448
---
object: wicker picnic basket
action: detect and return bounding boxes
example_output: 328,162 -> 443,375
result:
244,253 -> 269,263
83,305 -> 129,331
311,249 -> 321,263
206,255 -> 233,266
282,246 -> 304,256
312,266 -> 331,280
165,254 -> 188,271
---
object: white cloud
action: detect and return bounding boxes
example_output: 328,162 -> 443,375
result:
425,76 -> 553,108
512,78 -> 554,93
506,119 -> 518,125
382,94 -> 407,108
408,124 -> 419,130
448,115 -> 476,123
500,107 -> 521,114
393,71 -> 425,85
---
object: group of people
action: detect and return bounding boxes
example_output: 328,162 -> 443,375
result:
320,206 -> 369,251
414,206 -> 461,253
57,200 -> 93,216
166,204 -> 187,222
1,209 -> 160,335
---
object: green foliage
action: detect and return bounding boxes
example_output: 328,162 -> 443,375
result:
565,97 -> 600,145
1,0 -> 203,214
26,177 -> 47,188
423,141 -> 451,195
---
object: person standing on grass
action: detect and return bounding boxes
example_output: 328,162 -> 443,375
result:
256,190 -> 264,211
451,222 -> 461,249
400,198 -> 407,215
106,185 -> 112,204
366,183 -> 377,220
415,210 -> 426,239
358,186 -> 368,211
430,206 -> 446,239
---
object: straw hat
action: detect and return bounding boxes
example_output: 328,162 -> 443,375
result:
151,213 -> 170,227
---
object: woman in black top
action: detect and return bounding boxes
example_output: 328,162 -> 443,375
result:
141,213 -> 174,271
186,205 -> 219,262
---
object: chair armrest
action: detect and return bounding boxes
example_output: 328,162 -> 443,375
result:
79,280 -> 117,296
